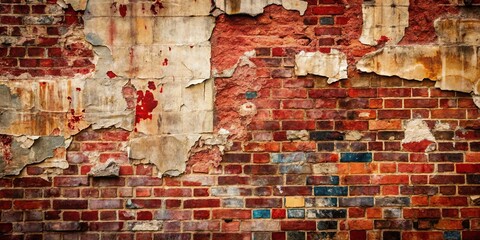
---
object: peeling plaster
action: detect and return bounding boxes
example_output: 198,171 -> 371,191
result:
129,135 -> 201,177
88,159 -> 120,177
295,50 -> 348,84
127,221 -> 163,231
0,136 -> 66,177
359,0 -> 409,46
402,119 -> 436,152
214,0 -> 308,16
358,17 -> 480,107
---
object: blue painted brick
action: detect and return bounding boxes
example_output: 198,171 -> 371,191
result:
245,91 -> 257,99
320,17 -> 334,25
314,187 -> 348,196
287,209 -> 305,218
271,153 -> 305,163
317,221 -> 337,230
252,209 -> 270,219
444,231 -> 460,240
340,152 -> 372,162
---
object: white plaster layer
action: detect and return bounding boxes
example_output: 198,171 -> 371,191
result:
214,0 -> 308,16
295,50 -> 348,84
360,0 -> 409,46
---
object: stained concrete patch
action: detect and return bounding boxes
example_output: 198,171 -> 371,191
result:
360,0 -> 410,46
214,0 -> 308,16
295,50 -> 348,84
0,136 -> 65,177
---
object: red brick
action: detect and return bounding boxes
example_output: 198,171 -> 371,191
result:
153,188 -> 192,197
246,198 -> 282,208
457,164 -> 480,173
53,200 -> 88,209
184,199 -> 220,208
430,196 -> 468,206
280,221 -> 316,230
272,209 -> 286,219
378,110 -> 411,119
212,209 -> 251,219
13,177 -> 51,188
431,109 -> 466,119
312,6 -> 345,15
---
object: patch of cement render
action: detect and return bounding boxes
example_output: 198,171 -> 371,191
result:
360,0 -> 409,46
129,134 -> 201,178
214,0 -> 308,16
295,50 -> 348,84
0,136 -> 66,177
127,221 -> 163,231
88,159 -> 120,177
287,130 -> 309,141
57,0 -> 88,11
401,119 -> 436,149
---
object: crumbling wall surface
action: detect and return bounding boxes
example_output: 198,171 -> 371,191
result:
1,0 -> 480,239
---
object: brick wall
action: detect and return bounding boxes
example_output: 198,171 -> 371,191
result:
1,0 -> 480,240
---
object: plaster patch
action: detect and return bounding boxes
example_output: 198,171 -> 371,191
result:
295,50 -> 348,84
129,134 -> 201,177
214,0 -> 308,16
0,136 -> 66,177
360,0 -> 409,46
88,159 -> 120,177
287,130 -> 309,141
402,119 -> 436,152
358,17 -> 480,101
127,221 -> 163,231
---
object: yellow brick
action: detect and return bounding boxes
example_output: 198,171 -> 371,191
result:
285,197 -> 304,208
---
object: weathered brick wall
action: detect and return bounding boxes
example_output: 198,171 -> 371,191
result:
1,0 -> 480,240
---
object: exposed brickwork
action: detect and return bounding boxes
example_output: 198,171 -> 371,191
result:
0,0 -> 479,239
0,0 -> 94,78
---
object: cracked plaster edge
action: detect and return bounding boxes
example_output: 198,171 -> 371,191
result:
294,50 -> 349,84
211,0 -> 308,17
212,50 -> 257,78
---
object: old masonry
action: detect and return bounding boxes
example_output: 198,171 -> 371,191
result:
1,0 -> 480,239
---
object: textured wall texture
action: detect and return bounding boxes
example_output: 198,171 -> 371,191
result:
1,0 -> 480,239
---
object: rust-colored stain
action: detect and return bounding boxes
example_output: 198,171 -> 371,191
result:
0,135 -> 13,164
68,109 -> 84,130
135,82 -> 159,125
106,71 -> 117,78
150,0 -> 164,15
417,54 -> 442,81
76,88 -> 81,91
119,4 -> 127,18
162,58 -> 168,66
228,0 -> 241,14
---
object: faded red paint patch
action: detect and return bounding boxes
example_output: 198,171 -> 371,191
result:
119,4 -> 127,18
162,58 -> 168,66
135,89 -> 158,125
147,81 -> 156,91
106,71 -> 117,78
68,109 -> 84,130
150,0 -> 164,15
402,140 -> 435,152
376,35 -> 390,45
0,135 -> 13,164
76,88 -> 81,91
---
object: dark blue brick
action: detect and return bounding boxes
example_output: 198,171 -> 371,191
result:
320,17 -> 334,25
305,198 -> 337,207
287,232 -> 305,240
314,187 -> 348,196
252,209 -> 270,219
287,209 -> 305,219
375,197 -> 410,207
307,209 -> 346,219
310,131 -> 344,141
444,231 -> 460,240
340,152 -> 372,162
339,197 -> 374,207
245,91 -> 257,99
317,221 -> 337,230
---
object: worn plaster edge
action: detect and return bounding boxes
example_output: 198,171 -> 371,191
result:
212,50 -> 257,78
0,136 -> 72,178
294,50 -> 348,84
212,0 -> 308,17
